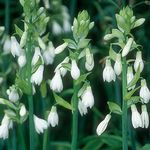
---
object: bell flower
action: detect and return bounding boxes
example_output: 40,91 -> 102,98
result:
18,54 -> 26,68
55,42 -> 68,54
127,66 -> 135,90
96,114 -> 111,136
50,70 -> 63,93
134,51 -> 144,73
140,79 -> 150,103
71,59 -> 80,80
122,38 -> 133,57
85,48 -> 94,71
103,59 -> 116,82
11,36 -> 22,57
34,115 -> 48,134
47,106 -> 59,127
78,100 -> 88,116
114,54 -> 122,76
131,104 -> 142,128
81,86 -> 94,108
7,87 -> 19,103
3,36 -> 11,54
52,21 -> 62,35
141,105 -> 149,128
19,105 -> 27,117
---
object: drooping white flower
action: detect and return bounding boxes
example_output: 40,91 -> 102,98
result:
34,115 -> 48,134
55,57 -> 70,77
96,114 -> 111,136
18,54 -> 26,68
55,42 -> 68,54
85,48 -> 94,71
7,87 -> 19,103
52,21 -> 62,35
122,38 -> 133,57
141,105 -> 149,128
50,70 -> 63,93
127,66 -> 135,90
19,105 -> 27,117
47,106 -> 59,127
103,59 -> 116,82
11,36 -> 22,57
43,42 -> 55,65
134,51 -> 144,73
3,36 -> 11,54
71,59 -> 80,80
32,47 -> 42,66
78,100 -> 88,116
140,79 -> 150,103
81,86 -> 94,108
2,115 -> 13,129
131,104 -> 142,128
31,65 -> 44,85
114,54 -> 122,76
63,20 -> 71,33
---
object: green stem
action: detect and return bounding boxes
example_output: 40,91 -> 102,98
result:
18,125 -> 26,150
28,95 -> 34,150
122,57 -> 128,150
71,82 -> 80,150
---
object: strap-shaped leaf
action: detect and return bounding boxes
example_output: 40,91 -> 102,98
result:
53,92 -> 73,110
107,101 -> 122,115
109,45 -> 117,61
75,73 -> 91,85
127,65 -> 140,89
0,98 -> 17,110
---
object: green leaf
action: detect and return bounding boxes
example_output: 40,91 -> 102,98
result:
64,39 -> 77,50
109,45 -> 117,61
75,73 -> 91,85
124,87 -> 140,100
14,25 -> 23,37
127,66 -> 140,89
107,101 -> 122,115
61,63 -> 71,71
53,92 -> 73,110
4,109 -> 18,122
127,96 -> 140,107
0,98 -> 17,110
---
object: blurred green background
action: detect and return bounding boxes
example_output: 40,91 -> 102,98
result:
0,0 -> 150,149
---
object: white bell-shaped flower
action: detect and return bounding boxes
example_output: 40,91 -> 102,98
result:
71,59 -> 80,80
3,36 -> 11,54
103,59 -> 116,82
85,48 -> 94,71
78,100 -> 88,116
122,38 -> 133,57
81,86 -> 94,108
43,42 -> 55,65
2,115 -> 13,129
55,57 -> 70,77
7,87 -> 19,103
52,21 -> 62,35
55,42 -> 68,54
50,70 -> 63,93
140,79 -> 150,103
127,66 -> 135,90
11,36 -> 22,57
47,106 -> 59,127
18,54 -> 26,68
96,114 -> 111,136
141,105 -> 149,128
134,51 -> 144,72
114,54 -> 122,76
131,104 -> 142,128
19,105 -> 27,117
31,65 -> 44,85
34,115 -> 48,134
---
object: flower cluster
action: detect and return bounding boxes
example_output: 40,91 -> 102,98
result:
97,6 -> 148,136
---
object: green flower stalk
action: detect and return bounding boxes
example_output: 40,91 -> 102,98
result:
98,6 -> 148,150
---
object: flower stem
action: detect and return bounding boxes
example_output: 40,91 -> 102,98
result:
122,57 -> 128,150
71,82 -> 80,150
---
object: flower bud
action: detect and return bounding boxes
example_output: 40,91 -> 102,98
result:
96,114 -> 111,136
19,105 -> 26,117
134,51 -> 144,73
85,48 -> 94,71
131,104 -> 142,128
7,87 -> 19,103
47,106 -> 59,127
122,38 -> 133,57
18,54 -> 26,68
114,54 -> 122,76
71,60 -> 80,80
38,37 -> 46,50
55,42 -> 68,54
20,31 -> 27,48
103,59 -> 116,82
104,34 -> 114,41
141,105 -> 149,128
127,66 -> 135,90
140,79 -> 150,103
133,18 -> 145,28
